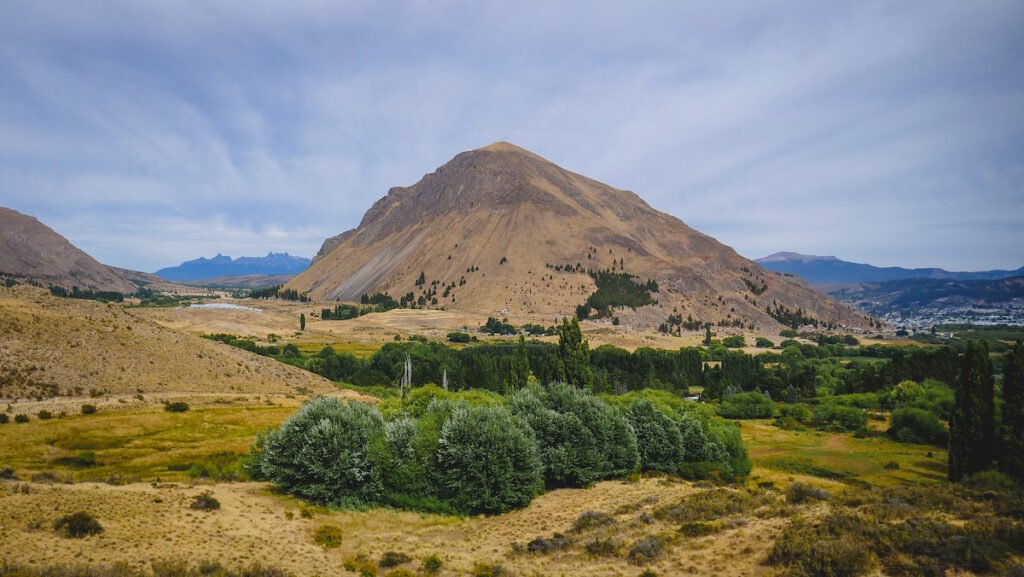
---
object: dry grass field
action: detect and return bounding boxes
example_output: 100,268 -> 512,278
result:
0,287 -> 340,402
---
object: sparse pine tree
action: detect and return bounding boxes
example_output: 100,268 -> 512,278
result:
948,341 -> 996,482
999,340 -> 1024,480
300,313 -> 306,331
415,271 -> 426,286
510,334 -> 529,391
557,317 -> 591,388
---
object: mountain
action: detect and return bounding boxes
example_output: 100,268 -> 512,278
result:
756,252 -> 1024,286
155,253 -> 310,282
0,207 -> 136,293
290,142 -> 871,332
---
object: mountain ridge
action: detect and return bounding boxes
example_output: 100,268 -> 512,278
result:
756,252 -> 1024,285
155,252 -> 310,282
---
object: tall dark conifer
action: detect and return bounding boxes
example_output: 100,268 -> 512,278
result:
999,341 -> 1024,480
948,341 -> 995,482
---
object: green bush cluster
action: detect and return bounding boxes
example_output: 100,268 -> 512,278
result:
250,386 -> 751,515
719,392 -> 774,419
888,407 -> 947,446
509,383 -> 637,486
811,403 -> 867,432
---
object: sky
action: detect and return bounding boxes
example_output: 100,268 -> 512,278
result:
1,1 -> 1022,273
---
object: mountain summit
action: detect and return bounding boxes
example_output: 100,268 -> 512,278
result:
289,144 -> 870,331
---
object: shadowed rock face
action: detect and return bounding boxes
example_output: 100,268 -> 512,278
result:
290,143 -> 872,331
0,207 -> 135,293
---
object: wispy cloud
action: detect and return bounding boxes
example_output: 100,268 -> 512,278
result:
1,0 -> 1021,271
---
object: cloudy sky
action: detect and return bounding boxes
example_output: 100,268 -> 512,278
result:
1,1 -> 1022,272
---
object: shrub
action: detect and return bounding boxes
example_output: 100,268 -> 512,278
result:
584,538 -> 619,556
571,511 -> 615,532
0,414 -> 8,424
435,403 -> 543,514
422,554 -> 443,573
81,404 -> 97,415
447,331 -> 471,343
37,410 -> 52,420
165,402 -> 190,413
190,492 -> 220,511
811,403 -> 867,432
343,554 -> 378,577
628,535 -> 665,565
248,398 -> 384,506
722,335 -> 746,348
755,337 -> 774,348
378,551 -> 412,568
53,511 -> 103,538
786,482 -> 830,504
74,450 -> 97,467
768,515 -> 874,577
678,521 -> 717,537
719,392 -> 774,419
526,533 -> 571,553
314,525 -> 343,548
888,407 -> 947,446
14,414 -> 29,423
657,489 -> 756,523
471,562 -> 506,577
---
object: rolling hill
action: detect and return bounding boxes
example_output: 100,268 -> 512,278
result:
289,143 -> 871,332
0,285 -> 340,401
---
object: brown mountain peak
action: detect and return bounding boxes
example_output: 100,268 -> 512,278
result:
291,147 -> 871,332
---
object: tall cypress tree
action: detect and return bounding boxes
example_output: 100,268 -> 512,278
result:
558,317 -> 591,388
948,341 -> 995,482
999,341 -> 1024,480
510,334 -> 530,392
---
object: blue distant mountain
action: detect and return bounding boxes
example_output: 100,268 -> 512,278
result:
155,252 -> 311,282
756,252 -> 1024,286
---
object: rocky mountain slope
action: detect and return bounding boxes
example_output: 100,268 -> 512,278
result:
290,143 -> 871,332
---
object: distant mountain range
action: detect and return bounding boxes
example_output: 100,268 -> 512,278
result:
155,253 -> 310,282
756,252 -> 1024,286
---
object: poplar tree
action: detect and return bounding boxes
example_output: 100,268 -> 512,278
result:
948,341 -> 995,482
999,341 -> 1024,480
510,334 -> 530,391
557,317 -> 591,388
300,313 -> 306,331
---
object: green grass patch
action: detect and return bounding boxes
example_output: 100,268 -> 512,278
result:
760,456 -> 853,480
0,405 -> 294,481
